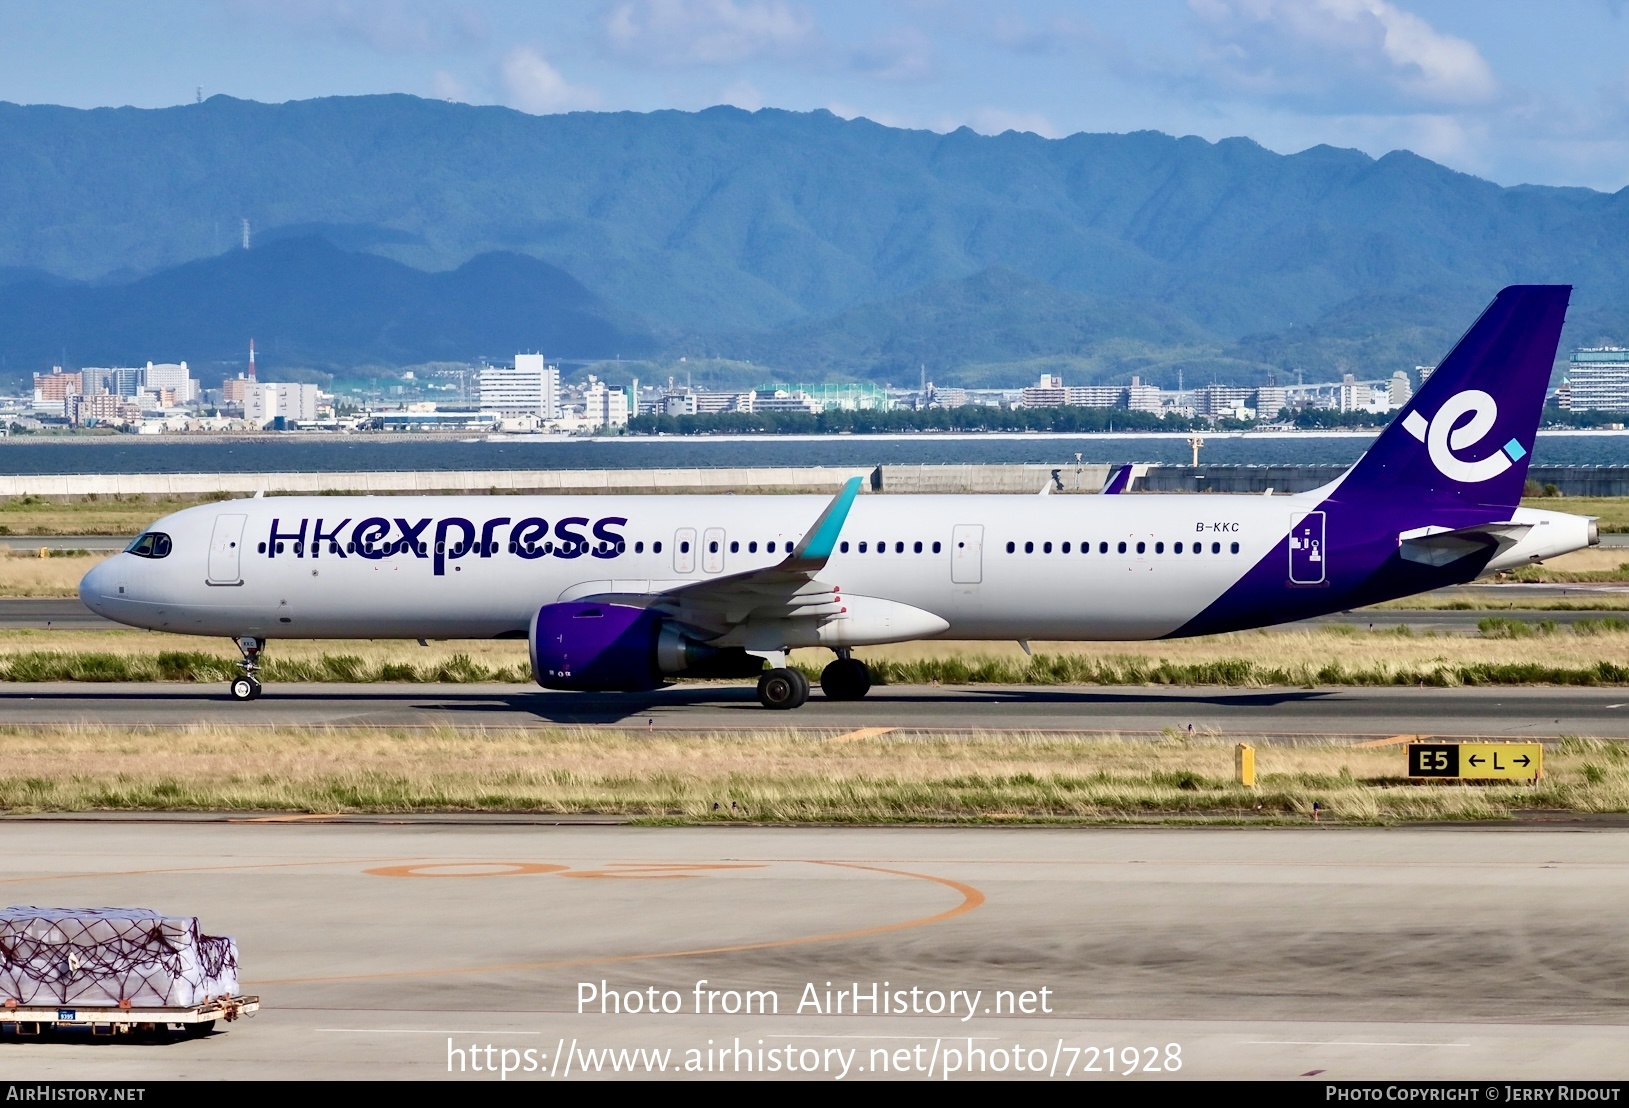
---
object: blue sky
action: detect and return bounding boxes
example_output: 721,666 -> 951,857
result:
4,0 -> 1627,190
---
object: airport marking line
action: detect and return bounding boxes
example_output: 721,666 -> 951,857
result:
245,859 -> 985,987
830,726 -> 896,742
365,862 -> 569,878
1247,1040 -> 1469,1048
0,857 -> 413,885
1350,734 -> 1424,748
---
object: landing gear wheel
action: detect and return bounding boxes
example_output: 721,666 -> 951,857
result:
229,677 -> 260,702
820,658 -> 872,701
757,667 -> 809,710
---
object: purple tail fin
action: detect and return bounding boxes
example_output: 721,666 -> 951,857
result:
1337,285 -> 1570,512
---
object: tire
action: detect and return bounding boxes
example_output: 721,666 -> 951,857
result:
229,677 -> 256,702
820,659 -> 872,701
182,1020 -> 216,1038
757,668 -> 809,710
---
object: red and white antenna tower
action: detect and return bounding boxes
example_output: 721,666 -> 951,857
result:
248,338 -> 257,381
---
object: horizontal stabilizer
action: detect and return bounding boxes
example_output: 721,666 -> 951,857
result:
1398,522 -> 1531,567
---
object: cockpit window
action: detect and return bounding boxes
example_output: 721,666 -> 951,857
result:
125,532 -> 172,559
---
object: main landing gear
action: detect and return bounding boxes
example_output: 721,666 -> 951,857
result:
756,667 -> 810,710
756,651 -> 874,709
819,654 -> 872,701
229,637 -> 264,702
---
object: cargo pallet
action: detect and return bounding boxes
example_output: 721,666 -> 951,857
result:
0,994 -> 258,1037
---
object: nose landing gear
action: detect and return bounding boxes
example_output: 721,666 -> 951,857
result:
229,637 -> 264,701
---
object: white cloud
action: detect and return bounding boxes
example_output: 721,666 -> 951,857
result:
430,70 -> 471,102
604,0 -> 814,66
231,0 -> 487,55
965,108 -> 1058,138
1186,0 -> 1498,111
498,47 -> 601,114
847,26 -> 937,83
719,79 -> 764,111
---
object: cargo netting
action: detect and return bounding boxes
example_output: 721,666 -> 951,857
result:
0,907 -> 239,1008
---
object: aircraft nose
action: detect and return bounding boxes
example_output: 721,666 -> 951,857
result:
78,558 -> 116,616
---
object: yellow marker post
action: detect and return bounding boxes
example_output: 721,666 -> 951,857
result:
1235,743 -> 1256,788
1407,742 -> 1543,781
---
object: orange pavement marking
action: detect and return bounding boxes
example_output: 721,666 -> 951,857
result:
1351,734 -> 1425,748
247,859 -> 985,986
365,862 -> 569,879
0,857 -> 411,885
831,726 -> 896,742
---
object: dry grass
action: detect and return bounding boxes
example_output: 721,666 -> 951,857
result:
0,621 -> 1626,687
0,494 -> 219,537
0,724 -> 1621,822
1522,496 -> 1629,532
0,551 -> 110,597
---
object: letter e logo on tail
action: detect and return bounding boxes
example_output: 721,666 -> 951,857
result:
1403,390 -> 1524,484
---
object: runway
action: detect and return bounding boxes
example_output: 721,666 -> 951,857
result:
4,681 -> 1629,738
0,821 -> 1623,1080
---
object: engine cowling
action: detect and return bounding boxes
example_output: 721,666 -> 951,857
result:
529,602 -> 762,691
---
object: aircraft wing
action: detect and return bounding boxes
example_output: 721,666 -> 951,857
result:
557,476 -> 862,634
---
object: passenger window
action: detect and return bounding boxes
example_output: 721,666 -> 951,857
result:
1136,541 -> 1145,554
1006,541 -> 1015,554
748,541 -> 757,553
895,541 -> 904,553
681,541 -> 691,553
654,541 -> 663,553
257,541 -> 267,554
1231,541 -> 1240,554
1117,541 -> 1126,554
1043,541 -> 1052,554
1174,542 -> 1183,553
768,541 -> 778,553
1061,542 -> 1070,553
1099,542 -> 1109,554
876,541 -> 884,554
1155,542 -> 1164,554
729,540 -> 739,553
914,541 -> 923,553
1212,542 -> 1221,554
508,541 -> 518,553
276,542 -> 285,554
932,541 -> 941,553
859,541 -> 868,553
1024,541 -> 1034,554
635,541 -> 644,553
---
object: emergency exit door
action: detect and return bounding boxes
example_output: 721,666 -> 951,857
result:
207,514 -> 247,585
951,524 -> 983,584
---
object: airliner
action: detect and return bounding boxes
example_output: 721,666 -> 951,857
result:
81,285 -> 1596,709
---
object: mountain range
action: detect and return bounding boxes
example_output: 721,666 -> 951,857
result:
0,94 -> 1625,387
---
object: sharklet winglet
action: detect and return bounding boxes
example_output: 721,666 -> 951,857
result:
780,476 -> 862,572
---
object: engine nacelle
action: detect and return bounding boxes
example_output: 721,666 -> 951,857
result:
529,602 -> 762,691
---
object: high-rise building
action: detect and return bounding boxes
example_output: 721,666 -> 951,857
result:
245,382 -> 320,424
32,370 -> 82,402
480,354 -> 560,422
144,361 -> 199,404
1566,348 -> 1629,412
583,378 -> 629,429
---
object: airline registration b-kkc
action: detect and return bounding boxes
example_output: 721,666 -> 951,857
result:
81,285 -> 1597,709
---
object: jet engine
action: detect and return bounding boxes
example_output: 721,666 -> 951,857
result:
529,602 -> 763,691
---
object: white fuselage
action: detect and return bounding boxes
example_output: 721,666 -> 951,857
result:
79,491 -> 1594,645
